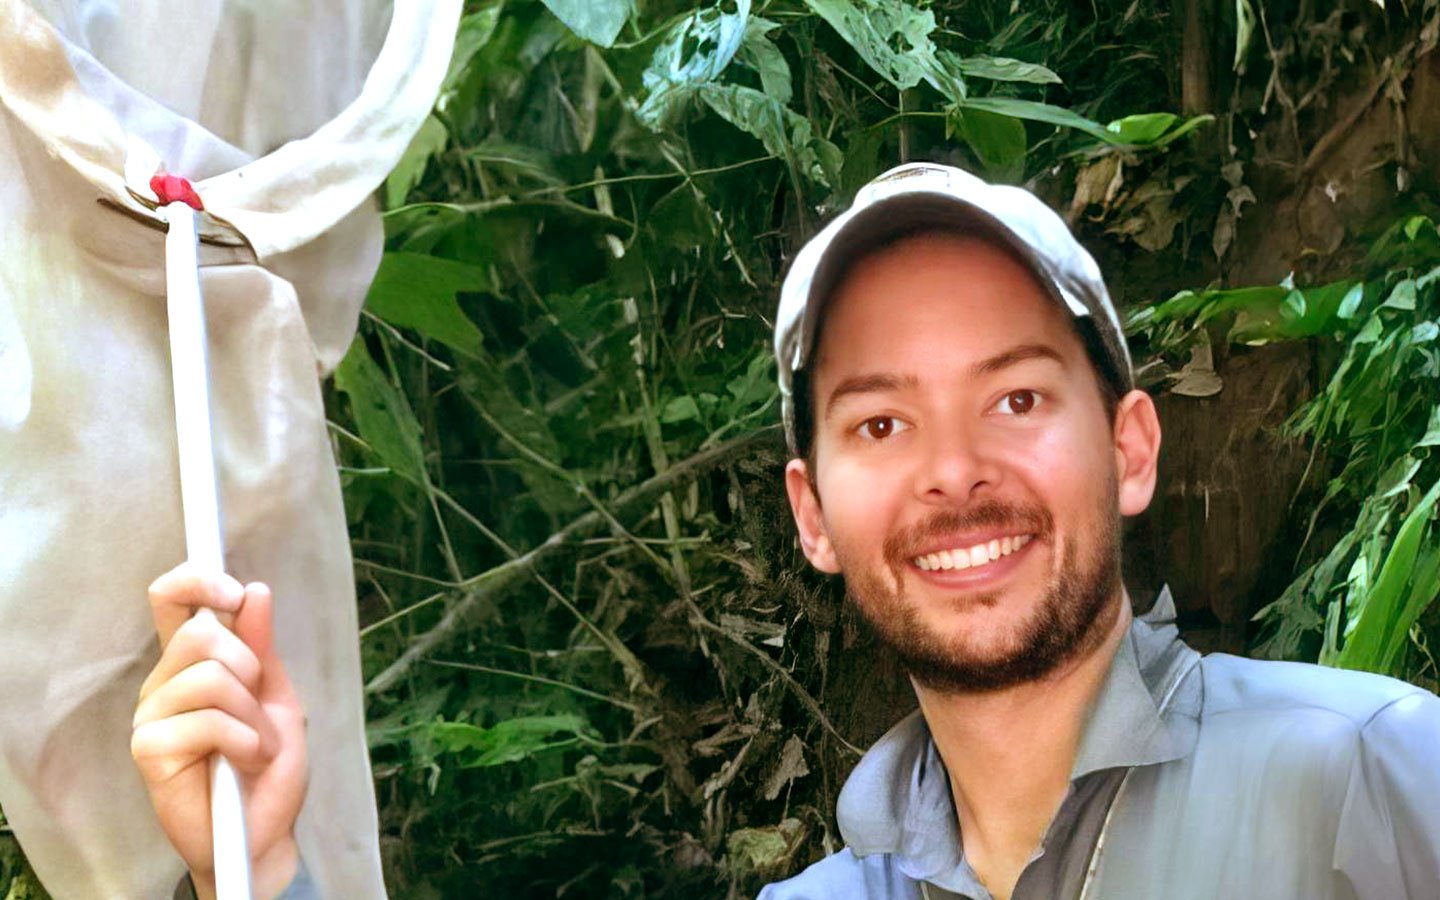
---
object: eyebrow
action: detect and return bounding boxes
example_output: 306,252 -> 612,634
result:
822,344 -> 1066,420
824,372 -> 920,419
968,343 -> 1066,378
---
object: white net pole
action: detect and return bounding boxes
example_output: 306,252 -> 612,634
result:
163,200 -> 254,900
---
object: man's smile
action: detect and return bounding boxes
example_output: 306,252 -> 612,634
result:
882,502 -> 1053,590
913,533 -> 1035,572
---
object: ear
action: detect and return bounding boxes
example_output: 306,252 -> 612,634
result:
1112,389 -> 1162,517
784,458 -> 841,574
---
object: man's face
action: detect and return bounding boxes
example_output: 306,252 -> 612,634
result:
784,232 -> 1159,693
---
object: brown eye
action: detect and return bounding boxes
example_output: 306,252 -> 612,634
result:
998,390 -> 1038,415
859,416 -> 902,440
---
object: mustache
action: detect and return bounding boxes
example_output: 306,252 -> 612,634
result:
883,501 -> 1053,565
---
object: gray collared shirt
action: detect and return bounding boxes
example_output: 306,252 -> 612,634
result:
759,590 -> 1440,900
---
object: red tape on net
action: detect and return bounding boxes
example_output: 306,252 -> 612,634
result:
150,174 -> 204,211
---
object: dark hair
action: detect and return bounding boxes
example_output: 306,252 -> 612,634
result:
789,233 -> 1124,469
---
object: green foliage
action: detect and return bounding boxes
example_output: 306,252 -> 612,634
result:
364,253 -> 490,358
0,812 -> 48,900
801,0 -> 941,90
1136,216 -> 1440,682
332,0 -> 1439,897
538,0 -> 633,47
0,2 -> 1430,897
338,1 -> 1210,896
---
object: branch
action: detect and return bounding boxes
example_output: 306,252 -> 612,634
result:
365,426 -> 782,694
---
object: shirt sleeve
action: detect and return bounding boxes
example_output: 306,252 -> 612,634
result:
275,856 -> 320,900
172,856 -> 319,900
1334,689 -> 1440,899
756,849 -> 925,899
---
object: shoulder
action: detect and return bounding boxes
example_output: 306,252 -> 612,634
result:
1199,654 -> 1434,732
1186,655 -> 1440,789
758,849 -> 918,900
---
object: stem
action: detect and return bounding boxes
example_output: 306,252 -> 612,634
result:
427,660 -> 639,712
365,427 -> 779,694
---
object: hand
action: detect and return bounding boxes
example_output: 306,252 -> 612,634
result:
132,564 -> 308,900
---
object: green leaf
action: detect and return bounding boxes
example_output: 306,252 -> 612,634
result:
462,138 -> 563,186
429,714 -> 592,768
1417,405 -> 1440,448
1383,279 -> 1417,311
726,350 -> 776,407
385,116 -> 448,210
957,96 -> 1113,142
539,0 -> 632,47
1404,214 -> 1432,241
1385,545 -> 1440,672
927,50 -> 968,102
1150,113 -> 1214,147
334,341 -> 427,485
1337,283 -> 1365,319
444,5 -> 505,93
1355,315 -> 1384,344
737,16 -> 792,103
802,0 -> 939,90
1337,477 -> 1440,673
1234,0 -> 1257,72
637,0 -> 752,127
949,106 -> 1027,182
1105,113 -> 1175,144
1104,112 -> 1213,147
365,253 -> 489,357
956,54 -> 1061,85
697,84 -> 839,187
661,395 -> 702,424
1377,454 -> 1422,499
1281,289 -> 1307,320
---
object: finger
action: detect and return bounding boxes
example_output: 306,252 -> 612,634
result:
139,614 -> 262,702
233,584 -> 297,702
148,563 -> 245,646
132,659 -> 279,760
131,708 -> 272,779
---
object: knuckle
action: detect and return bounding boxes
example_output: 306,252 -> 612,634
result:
129,721 -> 163,760
188,658 -> 233,696
174,614 -> 223,650
148,563 -> 199,602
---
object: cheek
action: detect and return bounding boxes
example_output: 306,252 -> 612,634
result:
816,455 -> 907,549
995,420 -> 1113,504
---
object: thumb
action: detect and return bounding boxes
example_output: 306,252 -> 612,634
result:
234,583 -> 294,697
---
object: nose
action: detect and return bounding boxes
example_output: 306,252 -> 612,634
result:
914,424 -> 1000,505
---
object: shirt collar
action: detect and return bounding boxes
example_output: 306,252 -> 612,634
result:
1072,587 -> 1202,776
835,587 -> 1203,884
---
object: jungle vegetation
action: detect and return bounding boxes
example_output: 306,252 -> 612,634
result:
4,0 -> 1440,897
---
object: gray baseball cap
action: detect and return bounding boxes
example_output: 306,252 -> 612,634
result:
774,162 -> 1134,453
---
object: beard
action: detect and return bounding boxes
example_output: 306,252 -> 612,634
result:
839,493 -> 1122,694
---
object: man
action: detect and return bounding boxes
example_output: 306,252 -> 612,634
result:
759,163 -> 1440,899
133,164 -> 1440,899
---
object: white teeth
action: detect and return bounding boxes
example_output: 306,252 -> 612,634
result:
913,534 -> 1034,572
